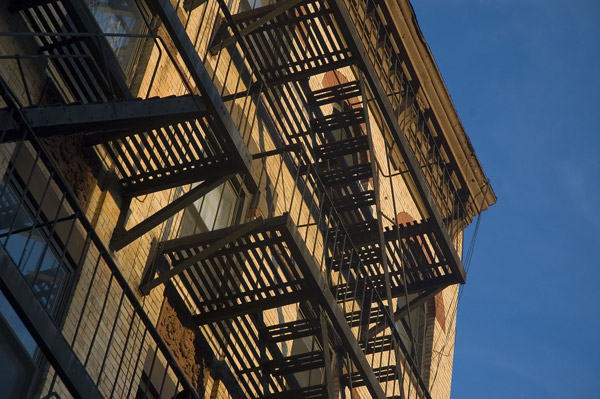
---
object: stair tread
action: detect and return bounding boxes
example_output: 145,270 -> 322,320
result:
264,350 -> 325,375
259,384 -> 328,399
320,163 -> 372,186
312,81 -> 361,107
344,365 -> 398,386
331,190 -> 376,212
311,108 -> 365,133
316,135 -> 369,160
263,318 -> 321,343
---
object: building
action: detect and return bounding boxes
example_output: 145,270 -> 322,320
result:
0,0 -> 496,398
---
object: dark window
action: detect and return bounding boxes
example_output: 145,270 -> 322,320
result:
396,294 -> 428,372
179,181 -> 242,237
86,0 -> 148,78
0,293 -> 37,399
0,178 -> 72,316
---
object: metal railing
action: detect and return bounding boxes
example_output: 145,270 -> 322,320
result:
342,0 -> 468,238
248,144 -> 431,398
0,78 -> 198,398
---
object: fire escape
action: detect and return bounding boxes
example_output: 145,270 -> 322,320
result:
0,0 -> 475,398
0,0 -> 252,396
3,0 -> 255,248
136,0 -> 472,398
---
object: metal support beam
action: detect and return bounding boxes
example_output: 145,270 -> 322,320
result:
110,174 -> 234,251
146,0 -> 255,191
0,247 -> 103,399
191,290 -> 307,324
252,143 -> 303,159
367,286 -> 444,339
318,310 -> 335,399
282,216 -> 387,399
139,217 -> 264,294
0,95 -> 207,142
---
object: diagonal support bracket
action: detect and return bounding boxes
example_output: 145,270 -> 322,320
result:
366,286 -> 445,339
139,216 -> 264,295
209,0 -> 305,54
110,174 -> 235,251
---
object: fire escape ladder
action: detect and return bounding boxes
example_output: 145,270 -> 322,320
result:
309,80 -> 373,223
308,77 -> 395,326
253,310 -> 335,399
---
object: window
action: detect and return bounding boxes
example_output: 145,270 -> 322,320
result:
179,181 -> 242,237
86,0 -> 148,78
238,0 -> 278,12
0,178 -> 72,317
0,165 -> 79,397
135,348 -> 183,399
0,292 -> 37,399
396,294 -> 427,372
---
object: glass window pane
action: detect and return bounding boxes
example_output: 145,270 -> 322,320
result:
0,181 -> 70,318
0,292 -> 36,357
86,0 -> 146,75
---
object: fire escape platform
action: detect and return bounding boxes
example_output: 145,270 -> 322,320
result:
152,214 -> 388,399
12,0 -> 256,194
221,0 -> 466,293
11,0 -> 133,102
330,218 -> 465,299
0,95 -> 207,142
229,0 -> 355,86
11,0 -> 257,250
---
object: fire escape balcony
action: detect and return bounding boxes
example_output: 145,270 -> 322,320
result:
142,212 -> 393,399
140,148 -> 437,399
4,0 -> 256,251
207,0 -> 468,295
0,80 -> 200,398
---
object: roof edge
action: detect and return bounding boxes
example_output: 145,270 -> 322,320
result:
387,0 -> 497,214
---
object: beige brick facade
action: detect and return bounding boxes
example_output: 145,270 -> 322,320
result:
0,0 -> 495,398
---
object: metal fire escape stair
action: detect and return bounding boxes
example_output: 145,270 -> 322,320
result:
136,215 -> 339,399
208,2 -> 420,393
217,0 -> 467,299
8,0 -> 256,251
307,79 -> 396,334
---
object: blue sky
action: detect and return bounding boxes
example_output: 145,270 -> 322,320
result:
410,1 -> 600,397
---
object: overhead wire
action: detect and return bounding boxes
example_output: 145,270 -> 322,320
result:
429,181 -> 491,388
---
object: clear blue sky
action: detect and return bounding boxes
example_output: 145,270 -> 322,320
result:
411,1 -> 600,397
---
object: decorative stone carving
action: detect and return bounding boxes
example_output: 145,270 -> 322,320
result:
157,288 -> 207,392
42,136 -> 95,210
